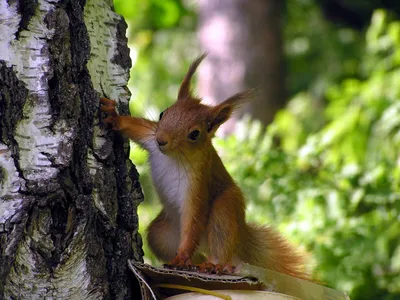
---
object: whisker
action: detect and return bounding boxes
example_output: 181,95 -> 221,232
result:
176,152 -> 182,201
177,153 -> 188,202
133,132 -> 155,138
138,98 -> 157,122
179,150 -> 194,173
128,133 -> 156,149
137,122 -> 157,132
177,151 -> 190,183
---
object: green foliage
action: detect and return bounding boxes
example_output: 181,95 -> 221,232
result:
114,0 -> 400,298
285,0 -> 364,97
114,0 -> 197,120
114,0 -> 190,30
226,11 -> 400,299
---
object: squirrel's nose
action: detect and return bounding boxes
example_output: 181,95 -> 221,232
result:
156,131 -> 171,149
157,137 -> 168,146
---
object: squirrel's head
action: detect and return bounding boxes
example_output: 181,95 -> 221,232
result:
155,54 -> 252,157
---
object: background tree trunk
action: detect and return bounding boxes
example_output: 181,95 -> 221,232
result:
197,0 -> 285,131
0,0 -> 143,299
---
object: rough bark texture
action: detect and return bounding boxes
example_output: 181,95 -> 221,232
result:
0,0 -> 144,299
198,0 -> 285,130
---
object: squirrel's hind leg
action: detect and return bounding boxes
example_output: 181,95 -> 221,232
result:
147,209 -> 180,262
201,187 -> 245,274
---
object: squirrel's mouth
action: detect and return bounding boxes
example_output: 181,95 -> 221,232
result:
158,145 -> 166,153
157,143 -> 171,154
157,144 -> 179,156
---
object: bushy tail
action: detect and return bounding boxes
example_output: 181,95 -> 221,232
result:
240,223 -> 310,280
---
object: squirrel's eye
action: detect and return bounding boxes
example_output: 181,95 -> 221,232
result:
159,111 -> 164,120
188,130 -> 200,141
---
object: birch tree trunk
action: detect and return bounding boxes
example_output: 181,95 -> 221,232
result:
0,0 -> 144,299
198,0 -> 285,130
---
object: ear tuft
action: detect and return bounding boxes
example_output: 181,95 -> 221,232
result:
222,88 -> 257,109
208,89 -> 255,133
177,53 -> 207,101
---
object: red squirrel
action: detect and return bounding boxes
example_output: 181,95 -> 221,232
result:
100,54 -> 309,279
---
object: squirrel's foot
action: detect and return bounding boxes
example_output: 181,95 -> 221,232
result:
222,264 -> 236,274
163,258 -> 237,275
195,262 -> 236,275
163,252 -> 193,270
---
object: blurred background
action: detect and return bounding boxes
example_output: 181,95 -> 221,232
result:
113,0 -> 400,299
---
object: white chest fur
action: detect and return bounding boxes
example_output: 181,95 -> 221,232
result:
149,148 -> 190,213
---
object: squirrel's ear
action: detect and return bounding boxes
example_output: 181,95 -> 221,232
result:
177,53 -> 207,102
208,89 -> 254,133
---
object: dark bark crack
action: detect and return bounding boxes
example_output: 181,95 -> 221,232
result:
112,18 -> 132,71
0,61 -> 28,182
14,0 -> 39,39
1,0 -> 143,298
0,62 -> 28,144
0,166 -> 5,185
0,195 -> 35,295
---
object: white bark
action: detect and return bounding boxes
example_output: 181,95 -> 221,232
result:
0,0 -> 143,299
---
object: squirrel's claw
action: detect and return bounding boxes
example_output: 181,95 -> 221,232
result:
100,105 -> 118,115
100,97 -> 119,129
163,252 -> 193,271
100,97 -> 117,107
197,262 -> 215,274
195,262 -> 236,275
100,97 -> 118,115
222,265 -> 236,274
102,116 -> 119,130
163,254 -> 237,275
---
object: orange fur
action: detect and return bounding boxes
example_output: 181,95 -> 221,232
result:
99,55 -> 310,280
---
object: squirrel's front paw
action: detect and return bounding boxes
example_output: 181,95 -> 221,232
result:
100,97 -> 119,129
